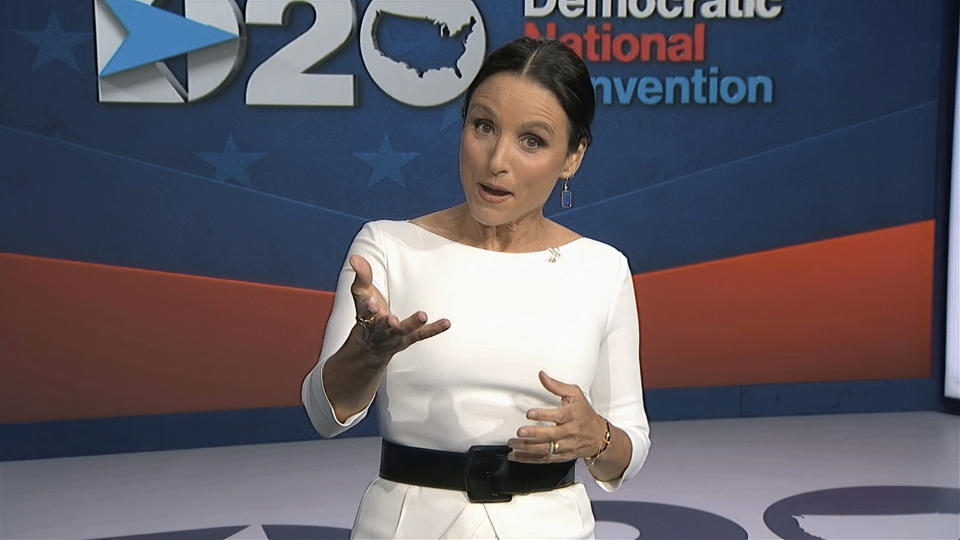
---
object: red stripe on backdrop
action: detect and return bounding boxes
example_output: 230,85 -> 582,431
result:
0,219 -> 934,422
635,220 -> 934,388
0,255 -> 334,423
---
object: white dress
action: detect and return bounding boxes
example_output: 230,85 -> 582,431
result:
302,220 -> 650,539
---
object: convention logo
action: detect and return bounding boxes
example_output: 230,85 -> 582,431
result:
93,0 -> 486,107
522,0 -> 782,107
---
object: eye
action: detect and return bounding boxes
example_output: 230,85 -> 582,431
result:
473,119 -> 495,136
521,134 -> 545,150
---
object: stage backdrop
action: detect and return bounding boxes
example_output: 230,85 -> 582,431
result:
0,0 -> 952,459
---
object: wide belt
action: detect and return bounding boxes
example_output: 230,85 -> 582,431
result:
378,439 -> 576,503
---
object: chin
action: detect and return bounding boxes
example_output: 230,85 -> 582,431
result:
465,203 -> 507,227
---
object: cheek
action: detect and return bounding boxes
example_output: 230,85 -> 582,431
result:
516,155 -> 563,191
460,135 -> 491,179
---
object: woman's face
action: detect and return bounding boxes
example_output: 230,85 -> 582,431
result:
460,72 -> 586,228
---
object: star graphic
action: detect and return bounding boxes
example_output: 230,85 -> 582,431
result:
353,134 -> 419,188
14,13 -> 91,72
440,103 -> 462,132
195,134 -> 266,188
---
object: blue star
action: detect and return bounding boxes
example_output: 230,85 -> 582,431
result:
195,134 -> 266,188
440,103 -> 462,132
354,134 -> 419,188
14,13 -> 91,72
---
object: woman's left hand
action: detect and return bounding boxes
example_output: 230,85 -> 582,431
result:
507,371 -> 607,463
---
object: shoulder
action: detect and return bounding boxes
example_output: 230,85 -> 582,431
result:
356,219 -> 417,240
354,220 -> 448,255
579,237 -> 629,264
544,217 -> 623,261
567,235 -> 632,283
540,218 -> 628,271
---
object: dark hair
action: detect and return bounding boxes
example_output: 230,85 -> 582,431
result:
462,37 -> 595,152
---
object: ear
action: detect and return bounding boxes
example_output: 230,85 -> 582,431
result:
561,138 -> 588,179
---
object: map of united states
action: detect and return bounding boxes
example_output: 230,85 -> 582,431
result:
373,12 -> 478,79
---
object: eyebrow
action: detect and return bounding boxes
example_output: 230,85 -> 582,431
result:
466,103 -> 496,118
520,121 -> 555,136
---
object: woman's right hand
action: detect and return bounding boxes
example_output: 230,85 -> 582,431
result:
348,255 -> 450,366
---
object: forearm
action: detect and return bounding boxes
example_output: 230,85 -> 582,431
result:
585,423 -> 632,483
320,326 -> 390,423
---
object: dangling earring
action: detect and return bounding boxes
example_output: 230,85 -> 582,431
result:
560,177 -> 573,208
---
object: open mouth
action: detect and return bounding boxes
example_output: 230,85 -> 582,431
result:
479,183 -> 512,197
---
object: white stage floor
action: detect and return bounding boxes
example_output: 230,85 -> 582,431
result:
1,412 -> 958,539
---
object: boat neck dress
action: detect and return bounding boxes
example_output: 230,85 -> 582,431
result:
302,220 -> 651,539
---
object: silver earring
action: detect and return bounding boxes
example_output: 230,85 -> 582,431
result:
561,177 -> 573,208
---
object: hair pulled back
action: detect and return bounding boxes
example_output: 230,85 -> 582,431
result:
462,37 -> 595,153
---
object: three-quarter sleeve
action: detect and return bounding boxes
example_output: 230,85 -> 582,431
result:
301,222 -> 389,438
588,253 -> 651,491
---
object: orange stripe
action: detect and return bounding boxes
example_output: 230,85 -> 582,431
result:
0,254 -> 334,423
635,220 -> 934,388
0,220 -> 935,422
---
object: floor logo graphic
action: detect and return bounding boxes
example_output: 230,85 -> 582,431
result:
94,0 -> 245,103
93,0 -> 485,107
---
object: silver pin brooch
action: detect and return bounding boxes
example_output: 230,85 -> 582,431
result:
547,247 -> 561,263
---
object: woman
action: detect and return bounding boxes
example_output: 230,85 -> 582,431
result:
302,37 -> 650,539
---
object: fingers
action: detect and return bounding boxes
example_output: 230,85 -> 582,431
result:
349,255 -> 385,320
357,310 -> 451,360
525,407 -> 569,424
513,424 -> 568,443
507,438 -> 573,462
393,312 -> 451,338
538,371 -> 582,400
346,255 -> 451,354
348,255 -> 373,292
412,318 -> 451,342
395,311 -> 428,333
508,371 -> 600,463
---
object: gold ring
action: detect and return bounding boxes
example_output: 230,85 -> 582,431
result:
548,440 -> 559,456
356,313 -> 377,329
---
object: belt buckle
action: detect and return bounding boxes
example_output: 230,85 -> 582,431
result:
464,445 -> 513,503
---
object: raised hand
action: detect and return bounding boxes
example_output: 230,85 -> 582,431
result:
507,371 -> 608,463
348,254 -> 451,365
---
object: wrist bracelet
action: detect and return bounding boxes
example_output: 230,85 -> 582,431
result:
586,419 -> 611,465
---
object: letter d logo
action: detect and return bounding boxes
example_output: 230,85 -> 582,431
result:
94,0 -> 245,103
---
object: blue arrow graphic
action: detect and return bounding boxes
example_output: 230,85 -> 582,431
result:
100,0 -> 238,77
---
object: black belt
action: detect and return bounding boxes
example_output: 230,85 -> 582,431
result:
378,439 -> 576,503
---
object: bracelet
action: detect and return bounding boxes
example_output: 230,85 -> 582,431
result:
585,418 -> 611,466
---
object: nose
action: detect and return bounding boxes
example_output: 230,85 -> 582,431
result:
488,134 -> 509,177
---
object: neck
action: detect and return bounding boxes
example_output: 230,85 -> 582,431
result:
455,205 -> 549,252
